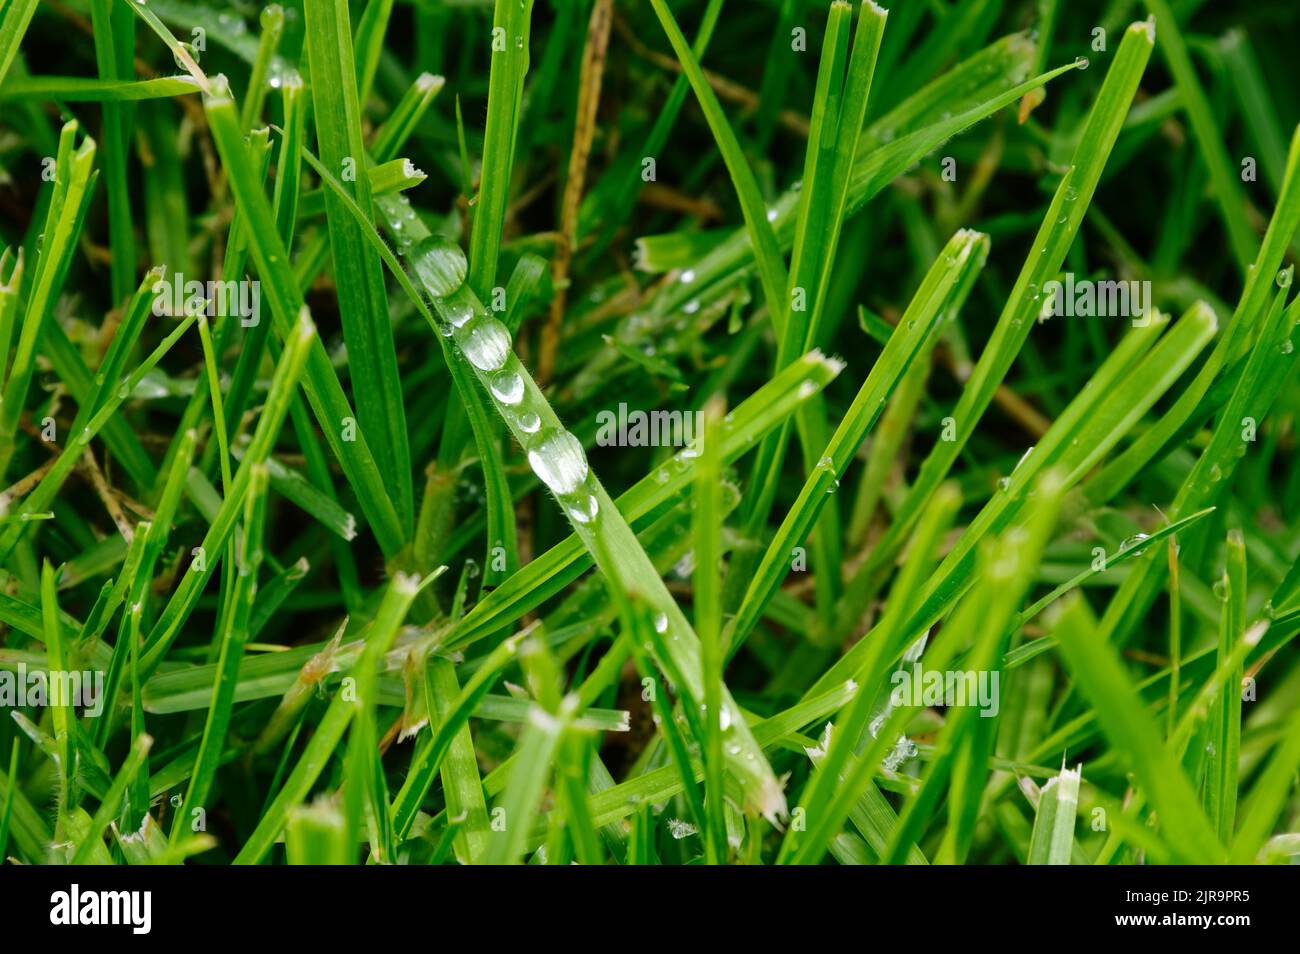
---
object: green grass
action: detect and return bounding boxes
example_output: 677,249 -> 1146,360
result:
0,0 -> 1298,866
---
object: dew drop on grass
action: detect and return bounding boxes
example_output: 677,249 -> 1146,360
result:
527,429 -> 589,495
680,269 -> 695,284
1278,267 -> 1294,289
667,819 -> 698,840
566,493 -> 599,524
174,44 -> 198,70
445,299 -> 475,328
459,316 -> 511,371
653,612 -> 669,634
883,736 -> 918,771
515,411 -> 541,434
1212,576 -> 1229,602
1282,339 -> 1295,355
816,456 -> 839,492
410,235 -> 467,297
1118,533 -> 1149,555
490,370 -> 524,405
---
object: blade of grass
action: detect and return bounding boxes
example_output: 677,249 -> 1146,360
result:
234,570 -> 431,864
1143,0 -> 1256,274
1025,763 -> 1081,865
301,0 -> 412,533
1050,592 -> 1223,862
201,78 -> 405,556
171,464 -> 269,842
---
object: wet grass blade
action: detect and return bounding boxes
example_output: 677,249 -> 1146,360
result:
301,0 -> 412,533
235,571 -> 429,863
1025,763 -> 1080,865
1143,0 -> 1256,274
1050,593 -> 1223,863
201,79 -> 406,556
730,229 -> 988,649
646,0 -> 788,321
172,464 -> 269,841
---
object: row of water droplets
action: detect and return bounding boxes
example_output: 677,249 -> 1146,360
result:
401,224 -> 603,532
389,209 -> 768,788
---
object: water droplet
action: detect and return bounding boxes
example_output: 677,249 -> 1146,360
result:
1212,576 -> 1229,602
465,557 -> 480,578
654,468 -> 670,485
1277,268 -> 1293,289
653,612 -> 668,634
667,819 -> 697,840
489,370 -> 524,405
411,236 -> 468,297
679,269 -> 695,284
515,411 -> 540,434
174,42 -> 197,70
997,476 -> 1011,491
883,734 -> 917,771
1209,462 -> 1222,483
1282,339 -> 1295,355
459,316 -> 512,371
766,207 -> 778,222
1075,55 -> 1090,70
445,299 -> 475,328
1118,533 -> 1149,555
683,299 -> 700,314
566,494 -> 599,524
527,429 -> 589,495
1064,186 -> 1078,202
